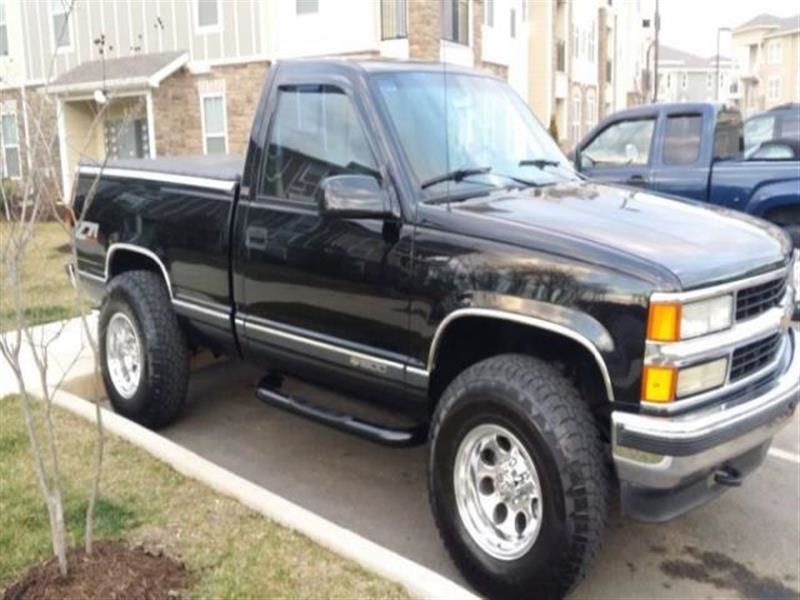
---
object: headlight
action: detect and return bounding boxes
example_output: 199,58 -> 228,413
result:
675,357 -> 728,398
647,295 -> 733,341
681,295 -> 734,339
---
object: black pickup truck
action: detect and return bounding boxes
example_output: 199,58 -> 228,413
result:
71,60 -> 799,599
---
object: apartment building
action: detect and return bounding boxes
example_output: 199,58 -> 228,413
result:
0,0 -> 526,196
527,0 -> 650,149
656,46 -> 737,104
732,13 -> 800,117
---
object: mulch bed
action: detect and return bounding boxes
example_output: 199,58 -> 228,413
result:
2,541 -> 190,600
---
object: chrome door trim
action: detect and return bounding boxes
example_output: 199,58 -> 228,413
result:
428,308 -> 615,403
243,314 -> 410,384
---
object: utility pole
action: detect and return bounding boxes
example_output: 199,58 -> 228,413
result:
653,0 -> 660,102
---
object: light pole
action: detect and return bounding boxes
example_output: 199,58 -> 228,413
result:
653,0 -> 661,102
715,27 -> 732,101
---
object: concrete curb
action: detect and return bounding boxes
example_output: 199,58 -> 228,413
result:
51,389 -> 478,600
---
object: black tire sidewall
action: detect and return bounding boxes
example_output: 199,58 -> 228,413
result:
430,386 -> 572,596
99,287 -> 151,419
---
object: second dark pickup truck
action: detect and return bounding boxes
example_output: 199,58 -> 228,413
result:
71,60 -> 800,599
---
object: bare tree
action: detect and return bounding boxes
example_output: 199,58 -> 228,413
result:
1,0 -> 151,573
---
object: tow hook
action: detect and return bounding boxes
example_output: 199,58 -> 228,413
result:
713,466 -> 743,487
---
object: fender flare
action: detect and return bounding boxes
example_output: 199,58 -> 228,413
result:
427,307 -> 616,403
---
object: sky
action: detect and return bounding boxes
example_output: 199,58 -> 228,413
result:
652,0 -> 799,57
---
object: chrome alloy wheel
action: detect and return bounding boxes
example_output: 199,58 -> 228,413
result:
105,312 -> 142,399
454,423 -> 543,561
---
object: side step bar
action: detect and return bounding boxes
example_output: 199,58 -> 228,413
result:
255,380 -> 427,448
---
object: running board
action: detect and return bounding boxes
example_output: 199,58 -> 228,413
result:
255,381 -> 427,448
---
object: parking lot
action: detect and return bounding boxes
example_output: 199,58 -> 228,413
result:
66,349 -> 800,599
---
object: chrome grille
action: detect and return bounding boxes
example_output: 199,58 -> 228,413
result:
729,333 -> 783,382
735,277 -> 787,321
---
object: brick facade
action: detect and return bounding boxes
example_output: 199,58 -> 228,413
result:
153,60 -> 270,157
408,0 -> 441,60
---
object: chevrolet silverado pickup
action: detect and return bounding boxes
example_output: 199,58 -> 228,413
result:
70,60 -> 800,599
573,102 -> 800,247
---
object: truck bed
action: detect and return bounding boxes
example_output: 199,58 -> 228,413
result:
80,155 -> 243,182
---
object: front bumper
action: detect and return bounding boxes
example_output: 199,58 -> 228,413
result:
612,327 -> 799,522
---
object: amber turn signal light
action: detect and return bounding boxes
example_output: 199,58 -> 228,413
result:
641,365 -> 676,403
647,302 -> 681,342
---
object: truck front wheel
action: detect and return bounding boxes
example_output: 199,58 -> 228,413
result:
99,270 -> 189,429
428,354 -> 609,599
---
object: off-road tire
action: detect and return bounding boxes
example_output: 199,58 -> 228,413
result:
428,354 -> 609,599
99,270 -> 189,429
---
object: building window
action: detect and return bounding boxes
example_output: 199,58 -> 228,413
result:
1,111 -> 21,178
296,0 -> 319,15
104,119 -> 150,159
196,0 -> 220,31
586,90 -> 596,128
666,73 -> 671,89
589,21 -> 596,61
767,40 -> 782,64
0,1 -> 8,56
510,9 -> 516,38
485,0 -> 494,26
381,0 -> 407,39
442,0 -> 468,45
201,94 -> 228,155
706,72 -> 713,90
521,0 -> 527,21
681,72 -> 688,90
51,0 -> 71,49
570,92 -> 582,143
572,25 -> 580,60
767,77 -> 781,101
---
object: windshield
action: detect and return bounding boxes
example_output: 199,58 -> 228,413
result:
373,71 -> 575,196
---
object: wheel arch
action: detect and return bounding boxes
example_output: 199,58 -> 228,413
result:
105,244 -> 173,299
427,308 -> 616,407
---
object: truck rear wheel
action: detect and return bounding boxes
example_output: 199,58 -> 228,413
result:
428,354 -> 609,599
99,270 -> 189,429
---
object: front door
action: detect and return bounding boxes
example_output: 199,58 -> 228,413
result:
236,79 -> 413,400
578,115 -> 657,189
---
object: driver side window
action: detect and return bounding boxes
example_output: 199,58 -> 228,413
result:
582,118 -> 655,168
260,84 -> 379,205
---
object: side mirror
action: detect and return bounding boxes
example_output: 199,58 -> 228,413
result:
319,175 -> 395,220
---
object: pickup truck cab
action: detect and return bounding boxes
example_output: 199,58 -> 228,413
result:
573,102 -> 800,247
71,60 -> 799,599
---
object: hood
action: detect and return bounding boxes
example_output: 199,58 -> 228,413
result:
451,181 -> 790,289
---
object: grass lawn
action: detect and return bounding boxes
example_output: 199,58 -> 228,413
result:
0,221 -> 81,331
0,395 -> 406,598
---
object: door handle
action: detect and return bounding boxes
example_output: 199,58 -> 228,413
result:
626,175 -> 646,184
245,226 -> 268,251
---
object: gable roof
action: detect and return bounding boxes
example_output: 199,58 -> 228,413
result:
658,45 -> 731,69
49,51 -> 188,95
735,13 -> 800,33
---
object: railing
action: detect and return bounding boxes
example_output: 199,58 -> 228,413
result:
381,0 -> 408,40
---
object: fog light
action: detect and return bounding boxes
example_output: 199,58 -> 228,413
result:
676,358 -> 728,398
642,365 -> 676,403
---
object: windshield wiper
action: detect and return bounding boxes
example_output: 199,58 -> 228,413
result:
519,158 -> 561,169
420,166 -> 492,190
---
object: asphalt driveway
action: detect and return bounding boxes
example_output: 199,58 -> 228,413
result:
97,357 -> 799,599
